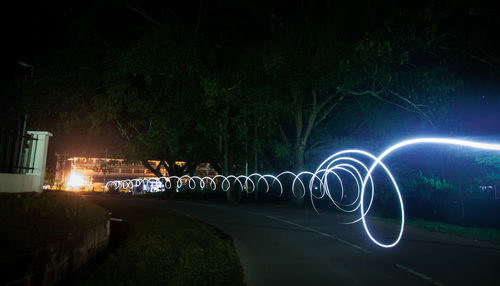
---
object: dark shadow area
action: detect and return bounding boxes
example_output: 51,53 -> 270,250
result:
58,218 -> 130,286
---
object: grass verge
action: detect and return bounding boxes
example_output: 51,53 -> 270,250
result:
82,195 -> 245,286
0,191 -> 108,258
373,216 -> 500,244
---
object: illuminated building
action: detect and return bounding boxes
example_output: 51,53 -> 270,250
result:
54,154 -> 217,191
55,155 -> 168,191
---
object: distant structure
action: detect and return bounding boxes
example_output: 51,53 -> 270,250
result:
54,155 -> 217,191
55,155 -> 166,190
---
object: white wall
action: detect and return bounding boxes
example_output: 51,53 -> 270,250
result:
0,131 -> 52,193
0,173 -> 37,193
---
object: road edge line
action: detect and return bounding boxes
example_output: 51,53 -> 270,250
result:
263,214 -> 371,254
396,264 -> 447,286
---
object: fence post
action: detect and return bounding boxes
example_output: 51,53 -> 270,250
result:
27,131 -> 53,192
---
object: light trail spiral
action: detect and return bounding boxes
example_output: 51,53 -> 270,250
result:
104,138 -> 500,248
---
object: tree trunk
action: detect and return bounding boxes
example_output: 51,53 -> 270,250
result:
141,159 -> 162,177
293,143 -> 306,206
292,89 -> 324,205
295,145 -> 305,171
254,144 -> 258,173
220,121 -> 235,203
293,90 -> 320,172
254,125 -> 258,173
223,135 -> 229,176
168,160 -> 177,176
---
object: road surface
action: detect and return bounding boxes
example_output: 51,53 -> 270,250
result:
86,195 -> 500,285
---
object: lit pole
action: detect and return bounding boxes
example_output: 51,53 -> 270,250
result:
103,148 -> 108,192
17,61 -> 33,173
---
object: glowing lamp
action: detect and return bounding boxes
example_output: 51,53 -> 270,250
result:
66,171 -> 87,190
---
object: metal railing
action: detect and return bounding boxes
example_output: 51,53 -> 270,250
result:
0,131 -> 38,174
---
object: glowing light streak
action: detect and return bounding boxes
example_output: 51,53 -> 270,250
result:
103,137 -> 500,249
359,137 -> 500,248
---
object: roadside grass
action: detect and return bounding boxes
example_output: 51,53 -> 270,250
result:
82,196 -> 245,286
373,216 -> 500,245
0,191 -> 108,258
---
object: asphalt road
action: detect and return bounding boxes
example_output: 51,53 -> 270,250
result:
87,195 -> 500,286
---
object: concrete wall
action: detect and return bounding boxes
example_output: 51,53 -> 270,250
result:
0,173 -> 38,193
0,131 -> 52,193
2,220 -> 110,286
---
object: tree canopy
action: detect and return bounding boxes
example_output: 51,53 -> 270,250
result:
3,0 -> 500,175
